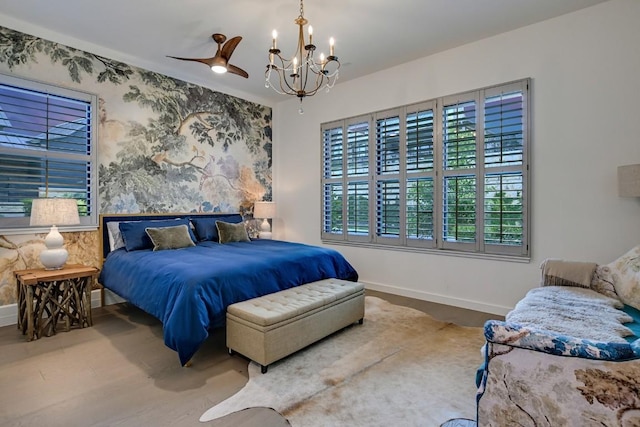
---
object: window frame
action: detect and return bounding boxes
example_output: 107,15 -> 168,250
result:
321,78 -> 530,260
0,73 -> 98,234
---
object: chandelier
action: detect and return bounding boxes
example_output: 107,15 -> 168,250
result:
265,0 -> 340,113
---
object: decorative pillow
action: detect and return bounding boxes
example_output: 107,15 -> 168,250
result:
605,245 -> 640,310
191,214 -> 243,241
216,220 -> 250,244
590,264 -> 620,300
145,224 -> 196,251
106,221 -> 125,251
540,259 -> 596,288
119,218 -> 196,251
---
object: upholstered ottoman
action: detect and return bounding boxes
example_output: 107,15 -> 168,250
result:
226,278 -> 365,373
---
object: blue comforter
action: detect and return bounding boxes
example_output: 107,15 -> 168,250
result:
98,239 -> 358,365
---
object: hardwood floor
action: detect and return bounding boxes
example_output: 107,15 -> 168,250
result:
0,290 -> 501,427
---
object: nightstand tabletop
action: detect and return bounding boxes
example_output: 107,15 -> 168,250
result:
15,264 -> 99,286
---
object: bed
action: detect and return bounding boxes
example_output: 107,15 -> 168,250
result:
98,213 -> 358,366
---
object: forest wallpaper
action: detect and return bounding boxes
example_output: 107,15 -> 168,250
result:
0,25 -> 272,307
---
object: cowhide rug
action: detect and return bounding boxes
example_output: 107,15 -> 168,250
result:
201,296 -> 485,426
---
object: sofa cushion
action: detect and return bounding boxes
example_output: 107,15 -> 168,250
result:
590,264 -> 620,299
606,245 -> 640,310
540,259 -> 596,288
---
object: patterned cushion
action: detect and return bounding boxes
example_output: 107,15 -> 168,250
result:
606,245 -> 640,310
590,264 -> 619,300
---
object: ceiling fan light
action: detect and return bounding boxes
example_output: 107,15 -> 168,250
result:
211,64 -> 227,74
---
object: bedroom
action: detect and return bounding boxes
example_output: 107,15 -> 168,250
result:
1,0 -> 640,426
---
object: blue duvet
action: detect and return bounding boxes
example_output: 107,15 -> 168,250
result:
98,239 -> 358,365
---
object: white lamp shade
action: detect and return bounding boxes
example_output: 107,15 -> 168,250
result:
253,201 -> 276,219
30,198 -> 80,226
618,164 -> 640,197
30,198 -> 79,269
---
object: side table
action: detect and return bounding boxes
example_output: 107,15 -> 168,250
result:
15,264 -> 99,341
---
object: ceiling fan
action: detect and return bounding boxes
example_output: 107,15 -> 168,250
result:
168,33 -> 248,78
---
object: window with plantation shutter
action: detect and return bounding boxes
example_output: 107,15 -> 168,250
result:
0,73 -> 98,232
321,78 -> 529,259
375,112 -> 401,243
442,93 -> 478,251
321,116 -> 371,242
406,103 -> 435,248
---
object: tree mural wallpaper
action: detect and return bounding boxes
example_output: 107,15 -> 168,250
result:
0,25 -> 272,306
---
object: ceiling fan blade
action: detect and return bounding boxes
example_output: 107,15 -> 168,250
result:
227,63 -> 249,79
221,36 -> 242,61
167,55 -> 215,67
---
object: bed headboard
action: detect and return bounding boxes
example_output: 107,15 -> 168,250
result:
99,212 -> 243,260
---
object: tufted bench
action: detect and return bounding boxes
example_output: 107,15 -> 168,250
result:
226,278 -> 365,373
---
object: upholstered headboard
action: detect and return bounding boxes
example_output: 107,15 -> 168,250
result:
99,212 -> 243,260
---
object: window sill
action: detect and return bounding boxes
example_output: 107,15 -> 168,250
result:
322,239 -> 531,264
0,225 -> 98,236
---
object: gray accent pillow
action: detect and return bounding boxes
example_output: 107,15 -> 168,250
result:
216,220 -> 250,244
145,224 -> 196,251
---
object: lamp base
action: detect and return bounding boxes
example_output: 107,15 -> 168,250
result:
258,218 -> 272,239
40,248 -> 68,270
40,225 -> 68,270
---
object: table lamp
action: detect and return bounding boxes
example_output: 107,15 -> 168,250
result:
253,201 -> 276,239
30,198 -> 80,269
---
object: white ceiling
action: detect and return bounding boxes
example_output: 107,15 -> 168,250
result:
0,0 -> 608,106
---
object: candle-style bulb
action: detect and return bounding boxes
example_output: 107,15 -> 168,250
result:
272,30 -> 278,49
308,26 -> 313,45
329,37 -> 335,56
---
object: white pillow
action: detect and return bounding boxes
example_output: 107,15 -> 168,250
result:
106,221 -> 125,252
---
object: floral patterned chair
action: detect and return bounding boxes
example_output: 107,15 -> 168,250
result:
476,246 -> 640,427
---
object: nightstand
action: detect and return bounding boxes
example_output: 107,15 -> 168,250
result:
15,264 -> 99,341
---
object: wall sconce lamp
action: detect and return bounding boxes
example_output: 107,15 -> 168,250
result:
618,164 -> 640,197
253,201 -> 276,239
29,198 -> 80,269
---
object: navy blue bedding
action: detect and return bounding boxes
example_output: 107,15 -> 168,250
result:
99,239 -> 358,365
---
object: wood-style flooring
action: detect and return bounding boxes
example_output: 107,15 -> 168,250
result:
0,289 -> 501,427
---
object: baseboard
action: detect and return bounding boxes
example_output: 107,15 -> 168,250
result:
362,280 -> 512,316
102,289 -> 125,305
0,283 -> 511,327
0,289 -> 104,328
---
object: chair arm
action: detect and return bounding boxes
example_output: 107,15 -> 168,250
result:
483,320 -> 640,361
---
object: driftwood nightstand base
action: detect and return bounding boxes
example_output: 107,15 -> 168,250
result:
15,264 -> 99,341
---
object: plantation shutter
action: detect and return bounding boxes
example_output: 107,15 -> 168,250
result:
405,101 -> 435,248
0,74 -> 97,231
441,92 -> 478,251
482,81 -> 528,255
375,111 -> 402,244
345,118 -> 370,241
322,124 -> 344,238
321,78 -> 529,259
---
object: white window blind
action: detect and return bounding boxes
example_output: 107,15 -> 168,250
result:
321,79 -> 529,259
0,73 -> 98,231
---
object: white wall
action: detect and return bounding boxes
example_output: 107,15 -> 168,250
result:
272,0 -> 640,315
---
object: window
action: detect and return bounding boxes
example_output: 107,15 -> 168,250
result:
0,73 -> 98,232
321,79 -> 529,258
